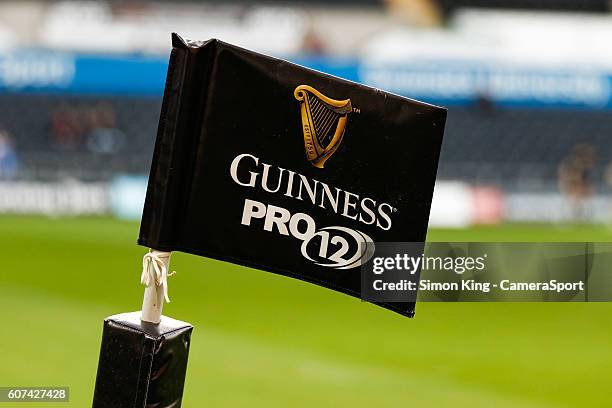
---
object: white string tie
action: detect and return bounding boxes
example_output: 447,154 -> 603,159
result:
141,251 -> 175,303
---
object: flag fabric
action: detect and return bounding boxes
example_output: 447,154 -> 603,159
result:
138,33 -> 446,317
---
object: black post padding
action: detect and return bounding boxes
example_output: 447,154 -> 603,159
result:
92,312 -> 193,408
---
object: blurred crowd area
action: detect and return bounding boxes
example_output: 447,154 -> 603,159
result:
1,0 -> 612,226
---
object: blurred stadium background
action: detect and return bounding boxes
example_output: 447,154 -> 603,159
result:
1,1 -> 612,407
2,0 -> 612,225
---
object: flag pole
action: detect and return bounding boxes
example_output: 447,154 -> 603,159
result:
92,249 -> 192,407
140,249 -> 173,324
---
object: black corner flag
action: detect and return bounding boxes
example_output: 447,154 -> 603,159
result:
93,33 -> 445,408
138,33 -> 446,317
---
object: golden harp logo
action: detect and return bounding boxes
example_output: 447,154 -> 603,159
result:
294,85 -> 356,168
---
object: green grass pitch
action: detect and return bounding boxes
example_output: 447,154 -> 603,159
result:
1,216 -> 611,407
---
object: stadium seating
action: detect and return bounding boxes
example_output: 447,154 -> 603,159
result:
1,94 -> 611,191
